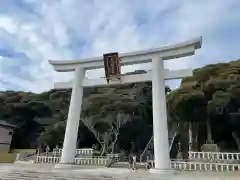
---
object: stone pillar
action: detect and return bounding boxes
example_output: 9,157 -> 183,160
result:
151,57 -> 170,170
60,67 -> 85,164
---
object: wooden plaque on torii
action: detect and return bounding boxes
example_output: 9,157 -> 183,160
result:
103,52 -> 121,84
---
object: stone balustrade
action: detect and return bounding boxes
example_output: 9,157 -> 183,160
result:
35,155 -> 108,166
53,148 -> 94,156
170,161 -> 240,172
36,155 -> 240,172
189,151 -> 240,162
36,156 -> 60,164
75,148 -> 93,155
74,157 -> 108,165
35,151 -> 240,172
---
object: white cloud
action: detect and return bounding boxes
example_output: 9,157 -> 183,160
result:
0,0 -> 239,92
0,16 -> 18,34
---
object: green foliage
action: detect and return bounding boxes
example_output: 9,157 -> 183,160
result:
0,81 -> 154,152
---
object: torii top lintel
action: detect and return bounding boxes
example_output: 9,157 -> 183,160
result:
49,37 -> 202,72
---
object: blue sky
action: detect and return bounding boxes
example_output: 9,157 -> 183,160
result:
0,0 -> 240,93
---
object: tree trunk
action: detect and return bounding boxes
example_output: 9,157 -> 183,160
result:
110,132 -> 119,154
194,124 -> 199,151
100,143 -> 107,156
206,119 -> 213,144
110,138 -> 117,154
111,142 -> 114,154
188,121 -> 192,152
232,132 -> 240,151
100,132 -> 110,155
179,122 -> 189,159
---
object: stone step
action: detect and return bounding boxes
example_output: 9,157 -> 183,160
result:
1,171 -> 120,180
1,172 -> 72,180
1,175 -> 102,180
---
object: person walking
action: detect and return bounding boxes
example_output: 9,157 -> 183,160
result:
132,154 -> 137,171
35,148 -> 39,156
128,154 -> 133,170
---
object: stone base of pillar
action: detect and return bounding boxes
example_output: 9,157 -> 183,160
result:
54,163 -> 80,170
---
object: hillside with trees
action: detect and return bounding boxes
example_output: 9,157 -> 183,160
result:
1,60 -> 240,156
167,59 -> 240,156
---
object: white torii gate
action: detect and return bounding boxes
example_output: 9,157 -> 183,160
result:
49,37 -> 202,171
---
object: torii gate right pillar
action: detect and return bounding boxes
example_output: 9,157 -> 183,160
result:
152,57 -> 170,170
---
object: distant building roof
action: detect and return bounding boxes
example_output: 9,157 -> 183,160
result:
0,120 -> 17,129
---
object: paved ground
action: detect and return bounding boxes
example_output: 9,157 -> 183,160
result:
0,163 -> 240,179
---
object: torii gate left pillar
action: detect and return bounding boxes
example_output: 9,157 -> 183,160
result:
49,37 -> 202,171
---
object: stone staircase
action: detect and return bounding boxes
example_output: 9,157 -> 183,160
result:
0,169 -> 161,180
0,164 -> 240,179
0,170 -> 119,180
1,169 -> 239,180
